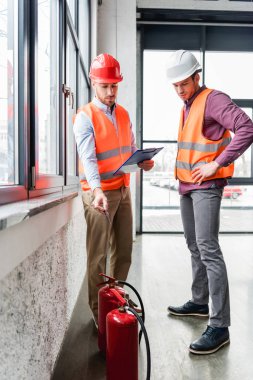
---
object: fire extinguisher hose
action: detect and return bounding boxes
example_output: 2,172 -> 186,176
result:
117,281 -> 145,344
127,306 -> 151,380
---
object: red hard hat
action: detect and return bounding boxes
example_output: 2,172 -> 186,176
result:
89,53 -> 123,83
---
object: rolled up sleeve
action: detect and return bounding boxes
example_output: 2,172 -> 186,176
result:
73,112 -> 101,191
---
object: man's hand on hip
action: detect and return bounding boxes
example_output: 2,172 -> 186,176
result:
191,161 -> 220,185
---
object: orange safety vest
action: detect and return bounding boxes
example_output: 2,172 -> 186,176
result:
76,102 -> 132,191
175,88 -> 234,183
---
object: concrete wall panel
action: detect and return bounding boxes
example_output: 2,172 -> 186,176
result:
0,209 -> 86,380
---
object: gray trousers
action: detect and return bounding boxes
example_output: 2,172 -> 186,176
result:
180,189 -> 230,327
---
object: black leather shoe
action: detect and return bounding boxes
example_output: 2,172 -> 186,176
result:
189,326 -> 230,355
168,300 -> 209,317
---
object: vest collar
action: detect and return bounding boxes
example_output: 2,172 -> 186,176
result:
184,85 -> 207,109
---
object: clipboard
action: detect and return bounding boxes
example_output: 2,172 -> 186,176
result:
113,147 -> 164,175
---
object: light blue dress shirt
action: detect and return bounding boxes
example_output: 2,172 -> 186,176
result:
73,97 -> 137,191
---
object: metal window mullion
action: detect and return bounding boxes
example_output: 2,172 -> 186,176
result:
59,0 -> 65,179
75,51 -> 79,178
75,0 -> 77,29
28,0 -> 37,190
19,0 -> 28,190
66,4 -> 79,51
63,0 -> 67,186
88,0 -> 91,78
201,25 -> 206,85
140,26 -> 144,234
79,53 -> 90,85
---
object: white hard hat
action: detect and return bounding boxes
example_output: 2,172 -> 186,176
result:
166,50 -> 202,83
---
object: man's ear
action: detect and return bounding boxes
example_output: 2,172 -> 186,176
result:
195,73 -> 200,83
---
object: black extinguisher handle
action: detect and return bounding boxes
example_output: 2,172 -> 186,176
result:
117,280 -> 145,344
128,307 -> 151,380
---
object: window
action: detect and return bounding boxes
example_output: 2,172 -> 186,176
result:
142,50 -> 200,232
140,24 -> 253,233
205,52 -> 253,99
0,0 -> 18,186
38,0 -> 59,176
78,0 -> 90,68
66,0 -> 75,25
78,67 -> 89,107
143,50 -> 202,141
0,0 -> 91,205
142,142 -> 180,232
205,52 -> 253,180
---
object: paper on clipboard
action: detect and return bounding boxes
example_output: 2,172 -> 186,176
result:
113,147 -> 164,175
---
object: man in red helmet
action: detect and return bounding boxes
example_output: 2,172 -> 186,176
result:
73,53 -> 154,327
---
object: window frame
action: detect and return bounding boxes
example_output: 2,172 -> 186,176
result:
0,0 -> 28,205
0,0 -> 91,205
64,1 -> 90,186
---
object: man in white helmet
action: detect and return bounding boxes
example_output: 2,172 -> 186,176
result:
167,50 -> 253,354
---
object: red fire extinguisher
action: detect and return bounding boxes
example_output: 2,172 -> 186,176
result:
97,273 -> 146,354
97,274 -> 127,353
106,289 -> 151,380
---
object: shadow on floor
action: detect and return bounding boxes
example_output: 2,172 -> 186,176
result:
51,276 -> 106,380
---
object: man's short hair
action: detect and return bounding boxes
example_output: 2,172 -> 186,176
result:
191,69 -> 202,79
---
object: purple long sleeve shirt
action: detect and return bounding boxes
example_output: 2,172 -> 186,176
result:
179,85 -> 253,195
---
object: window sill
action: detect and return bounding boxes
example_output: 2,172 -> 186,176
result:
0,189 -> 79,231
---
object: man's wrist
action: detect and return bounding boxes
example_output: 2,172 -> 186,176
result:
213,160 -> 221,169
93,187 -> 103,196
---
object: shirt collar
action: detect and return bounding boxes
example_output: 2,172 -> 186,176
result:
92,96 -> 117,113
184,85 -> 206,108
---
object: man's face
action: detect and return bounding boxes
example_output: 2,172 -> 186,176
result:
172,73 -> 200,101
92,82 -> 119,107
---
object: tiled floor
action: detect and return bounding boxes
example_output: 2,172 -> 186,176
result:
143,208 -> 253,233
52,234 -> 253,380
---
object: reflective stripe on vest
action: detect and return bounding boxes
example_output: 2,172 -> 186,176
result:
79,170 -> 122,181
76,102 -> 132,191
96,145 -> 132,161
177,138 -> 232,153
175,88 -> 234,183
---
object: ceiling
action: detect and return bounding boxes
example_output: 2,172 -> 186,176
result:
137,8 -> 253,24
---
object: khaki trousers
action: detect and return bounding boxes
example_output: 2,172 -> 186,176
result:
82,187 -> 133,319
